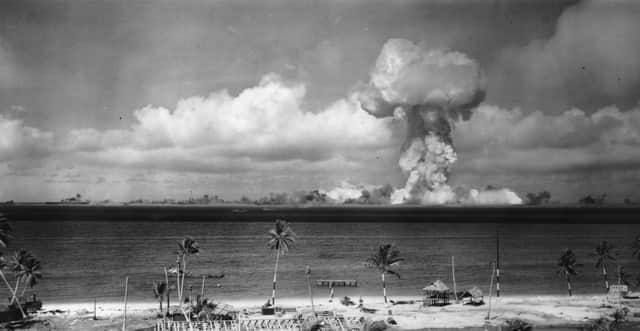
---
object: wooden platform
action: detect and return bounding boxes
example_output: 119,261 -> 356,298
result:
315,279 -> 358,287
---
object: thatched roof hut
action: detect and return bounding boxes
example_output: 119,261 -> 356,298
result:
460,286 -> 483,298
422,280 -> 449,294
460,286 -> 484,305
422,280 -> 451,306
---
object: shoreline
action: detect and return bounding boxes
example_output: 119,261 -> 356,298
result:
24,294 -> 640,330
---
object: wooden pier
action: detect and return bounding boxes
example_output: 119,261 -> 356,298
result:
315,279 -> 358,287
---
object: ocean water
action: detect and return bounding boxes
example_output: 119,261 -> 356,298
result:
1,206 -> 640,304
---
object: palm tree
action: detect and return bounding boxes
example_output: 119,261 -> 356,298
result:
266,219 -> 296,306
152,281 -> 167,313
0,214 -> 11,248
366,244 -> 403,303
590,241 -> 616,290
557,249 -> 581,296
175,237 -> 199,321
176,237 -> 199,304
0,254 -> 25,318
18,254 -> 42,298
0,215 -> 25,318
632,235 -> 640,261
10,249 -> 40,304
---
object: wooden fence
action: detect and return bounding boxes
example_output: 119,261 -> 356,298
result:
155,316 -> 363,331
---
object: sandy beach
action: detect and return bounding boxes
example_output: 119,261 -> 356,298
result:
13,294 -> 639,330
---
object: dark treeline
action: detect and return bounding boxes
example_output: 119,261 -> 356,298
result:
1,205 -> 640,223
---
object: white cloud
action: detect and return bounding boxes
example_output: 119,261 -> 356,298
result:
454,103 -> 640,173
62,74 -> 394,172
0,114 -> 54,162
489,0 -> 640,111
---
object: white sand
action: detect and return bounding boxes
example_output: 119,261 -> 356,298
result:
31,294 -> 640,330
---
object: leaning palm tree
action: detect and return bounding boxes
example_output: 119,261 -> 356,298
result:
18,254 -> 42,298
267,219 -> 296,306
366,244 -> 403,304
0,215 -> 25,318
10,249 -> 39,304
152,281 -> 167,313
0,254 -> 25,318
590,241 -> 616,290
557,249 -> 581,296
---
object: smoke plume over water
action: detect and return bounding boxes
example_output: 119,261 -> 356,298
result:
357,39 -> 521,205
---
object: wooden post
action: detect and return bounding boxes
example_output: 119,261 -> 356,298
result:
496,230 -> 500,297
201,275 -> 206,298
305,266 -> 315,314
486,261 -> 496,321
452,256 -> 459,303
164,267 -> 170,317
329,282 -> 334,302
123,276 -> 129,331
94,297 -> 97,320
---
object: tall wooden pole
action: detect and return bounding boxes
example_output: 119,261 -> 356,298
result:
486,262 -> 496,321
451,256 -> 459,303
201,275 -> 206,298
496,230 -> 501,297
93,297 -> 97,320
122,276 -> 129,331
306,266 -> 315,314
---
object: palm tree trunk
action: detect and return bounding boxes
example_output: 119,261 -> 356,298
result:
20,283 -> 27,298
0,270 -> 26,318
602,264 -> 609,290
271,246 -> 280,306
176,257 -> 182,302
11,278 -> 20,304
306,272 -> 315,314
381,272 -> 387,303
180,256 -> 190,322
566,275 -> 572,297
159,296 -> 163,313
181,256 -> 188,303
164,267 -> 170,316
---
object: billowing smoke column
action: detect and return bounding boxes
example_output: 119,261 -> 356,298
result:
358,39 -> 518,204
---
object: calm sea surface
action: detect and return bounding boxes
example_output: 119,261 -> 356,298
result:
2,206 -> 640,303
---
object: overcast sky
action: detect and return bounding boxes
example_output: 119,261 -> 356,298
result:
1,0 -> 640,203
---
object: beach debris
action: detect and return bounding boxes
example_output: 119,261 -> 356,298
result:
361,318 -> 393,331
504,319 -> 533,331
460,286 -> 485,305
360,307 -> 377,314
340,296 -> 356,306
389,300 -> 414,305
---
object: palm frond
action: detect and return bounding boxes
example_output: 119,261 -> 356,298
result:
366,243 -> 403,275
267,219 -> 296,253
558,249 -> 580,278
0,214 -> 11,248
386,269 -> 401,279
178,236 -> 200,256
